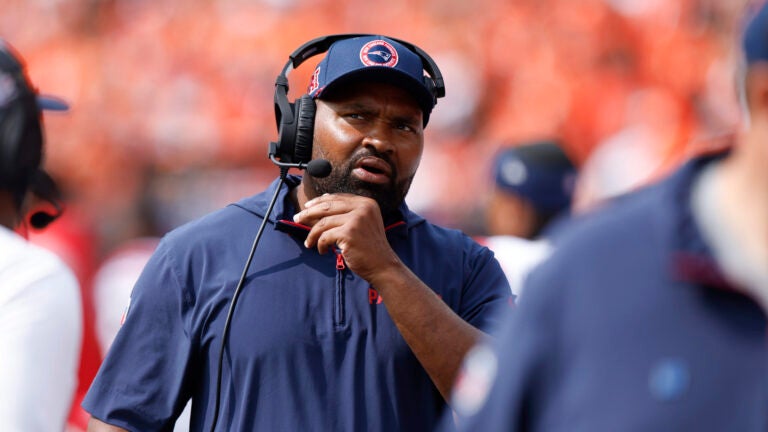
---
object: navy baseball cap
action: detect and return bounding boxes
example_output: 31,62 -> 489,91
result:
306,35 -> 437,125
0,40 -> 69,113
743,2 -> 768,65
493,141 -> 577,215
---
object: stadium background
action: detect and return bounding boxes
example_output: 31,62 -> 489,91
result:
6,0 -> 752,244
2,0 -> 755,430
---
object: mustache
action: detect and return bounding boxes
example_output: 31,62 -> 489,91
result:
311,148 -> 410,220
346,149 -> 396,178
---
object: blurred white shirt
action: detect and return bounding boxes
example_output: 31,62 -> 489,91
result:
0,225 -> 82,432
477,235 -> 553,298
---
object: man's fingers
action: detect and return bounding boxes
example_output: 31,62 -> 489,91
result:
304,214 -> 344,250
296,193 -> 384,257
314,227 -> 343,255
294,194 -> 360,225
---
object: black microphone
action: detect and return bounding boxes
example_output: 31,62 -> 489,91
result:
29,209 -> 60,229
268,153 -> 332,178
29,169 -> 64,229
306,159 -> 332,178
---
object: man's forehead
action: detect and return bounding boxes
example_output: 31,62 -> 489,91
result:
320,80 -> 421,110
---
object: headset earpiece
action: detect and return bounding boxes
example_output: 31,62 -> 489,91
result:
0,105 -> 24,183
0,95 -> 41,200
292,95 -> 315,164
273,92 -> 315,165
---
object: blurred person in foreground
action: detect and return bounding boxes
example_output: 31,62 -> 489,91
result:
83,34 -> 512,431
478,140 -> 576,297
445,4 -> 768,431
0,40 -> 82,430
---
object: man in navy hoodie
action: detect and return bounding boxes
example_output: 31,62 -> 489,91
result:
83,35 -> 512,432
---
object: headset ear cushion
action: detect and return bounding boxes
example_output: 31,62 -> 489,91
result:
0,105 -> 26,186
0,101 -> 42,207
293,95 -> 316,164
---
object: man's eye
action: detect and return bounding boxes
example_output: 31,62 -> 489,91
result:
396,122 -> 415,132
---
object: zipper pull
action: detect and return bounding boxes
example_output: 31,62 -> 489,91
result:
335,250 -> 345,270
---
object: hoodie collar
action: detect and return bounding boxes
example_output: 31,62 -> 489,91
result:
231,175 -> 422,239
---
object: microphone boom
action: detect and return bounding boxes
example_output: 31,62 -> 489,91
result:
268,150 -> 332,178
306,159 -> 332,178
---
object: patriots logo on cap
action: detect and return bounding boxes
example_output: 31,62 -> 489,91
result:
501,157 -> 528,186
360,40 -> 399,67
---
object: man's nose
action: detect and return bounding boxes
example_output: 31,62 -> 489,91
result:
360,122 -> 395,154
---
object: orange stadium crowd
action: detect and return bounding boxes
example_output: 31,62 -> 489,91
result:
2,0 -> 752,430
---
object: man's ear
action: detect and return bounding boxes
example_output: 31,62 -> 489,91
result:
745,63 -> 768,118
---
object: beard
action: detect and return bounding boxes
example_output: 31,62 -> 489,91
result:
310,149 -> 414,220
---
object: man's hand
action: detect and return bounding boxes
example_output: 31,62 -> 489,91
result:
293,193 -> 401,282
293,192 -> 485,402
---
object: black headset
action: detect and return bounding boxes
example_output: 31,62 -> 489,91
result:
0,43 -> 64,229
0,45 -> 44,211
269,34 -> 446,167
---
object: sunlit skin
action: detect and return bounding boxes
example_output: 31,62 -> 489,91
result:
716,64 -> 768,274
485,190 -> 538,238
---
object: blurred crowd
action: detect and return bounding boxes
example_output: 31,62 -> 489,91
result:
6,0 -> 750,242
2,0 -> 754,430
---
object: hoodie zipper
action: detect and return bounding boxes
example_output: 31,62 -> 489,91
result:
334,248 -> 346,328
274,219 -> 407,328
